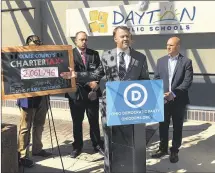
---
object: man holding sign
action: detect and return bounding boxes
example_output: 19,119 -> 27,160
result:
17,35 -> 52,168
61,26 -> 149,173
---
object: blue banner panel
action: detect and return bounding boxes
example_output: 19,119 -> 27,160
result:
106,80 -> 164,126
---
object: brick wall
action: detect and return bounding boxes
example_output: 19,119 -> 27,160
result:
2,100 -> 215,122
186,110 -> 215,122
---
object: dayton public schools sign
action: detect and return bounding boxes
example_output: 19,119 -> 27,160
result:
66,1 -> 215,36
106,80 -> 164,126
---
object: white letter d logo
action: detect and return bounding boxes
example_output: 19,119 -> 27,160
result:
131,91 -> 141,101
124,83 -> 148,108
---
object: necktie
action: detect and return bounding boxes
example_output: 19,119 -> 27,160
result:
81,51 -> 86,65
118,52 -> 126,80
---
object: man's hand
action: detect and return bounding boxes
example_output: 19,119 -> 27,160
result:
60,67 -> 76,79
88,81 -> 98,89
164,92 -> 175,101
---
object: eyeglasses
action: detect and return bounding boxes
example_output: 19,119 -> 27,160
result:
32,40 -> 42,45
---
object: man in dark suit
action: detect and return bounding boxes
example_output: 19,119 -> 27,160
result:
152,36 -> 193,163
66,31 -> 104,158
61,26 -> 149,173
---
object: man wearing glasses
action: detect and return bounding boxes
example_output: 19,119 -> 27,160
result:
17,35 -> 52,168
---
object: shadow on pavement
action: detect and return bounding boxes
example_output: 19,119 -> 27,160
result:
19,163 -> 104,173
35,126 -> 158,162
146,123 -> 215,173
19,164 -> 75,173
148,122 -> 212,144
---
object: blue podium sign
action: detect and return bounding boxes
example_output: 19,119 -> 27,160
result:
106,80 -> 164,126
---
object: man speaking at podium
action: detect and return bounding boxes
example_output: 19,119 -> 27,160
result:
61,26 -> 149,173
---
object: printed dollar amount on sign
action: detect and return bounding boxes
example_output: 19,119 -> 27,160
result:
21,67 -> 58,79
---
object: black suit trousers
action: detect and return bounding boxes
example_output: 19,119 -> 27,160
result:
159,101 -> 186,153
68,98 -> 102,149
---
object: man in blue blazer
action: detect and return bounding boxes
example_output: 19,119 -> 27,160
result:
152,36 -> 193,163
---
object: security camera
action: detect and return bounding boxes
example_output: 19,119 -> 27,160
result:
137,0 -> 149,11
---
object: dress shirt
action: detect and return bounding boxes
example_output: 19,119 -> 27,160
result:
77,47 -> 86,57
168,54 -> 179,96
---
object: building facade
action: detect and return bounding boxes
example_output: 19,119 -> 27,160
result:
2,0 -> 215,121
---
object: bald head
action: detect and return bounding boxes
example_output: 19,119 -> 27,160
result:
167,36 -> 180,57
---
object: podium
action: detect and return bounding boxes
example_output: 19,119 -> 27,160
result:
102,116 -> 146,173
102,80 -> 164,173
111,124 -> 146,172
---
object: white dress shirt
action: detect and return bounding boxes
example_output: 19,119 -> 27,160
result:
168,54 -> 179,97
117,48 -> 131,71
76,47 -> 86,56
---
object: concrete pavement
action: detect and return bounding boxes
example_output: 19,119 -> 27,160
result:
146,122 -> 215,173
2,106 -> 215,173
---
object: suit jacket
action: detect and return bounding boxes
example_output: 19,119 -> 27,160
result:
65,47 -> 101,101
76,47 -> 150,97
154,53 -> 193,104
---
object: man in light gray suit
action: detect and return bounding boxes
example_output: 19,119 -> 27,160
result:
61,26 -> 149,173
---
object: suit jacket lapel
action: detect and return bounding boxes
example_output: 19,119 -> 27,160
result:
125,48 -> 136,79
111,48 -> 117,67
106,48 -> 119,81
164,56 -> 169,90
85,49 -> 91,69
164,56 -> 169,76
74,48 -> 85,69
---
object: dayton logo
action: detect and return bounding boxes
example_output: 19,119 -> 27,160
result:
154,5 -> 195,23
112,5 -> 196,32
155,6 -> 180,23
124,83 -> 148,108
112,6 -> 196,25
88,10 -> 108,33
